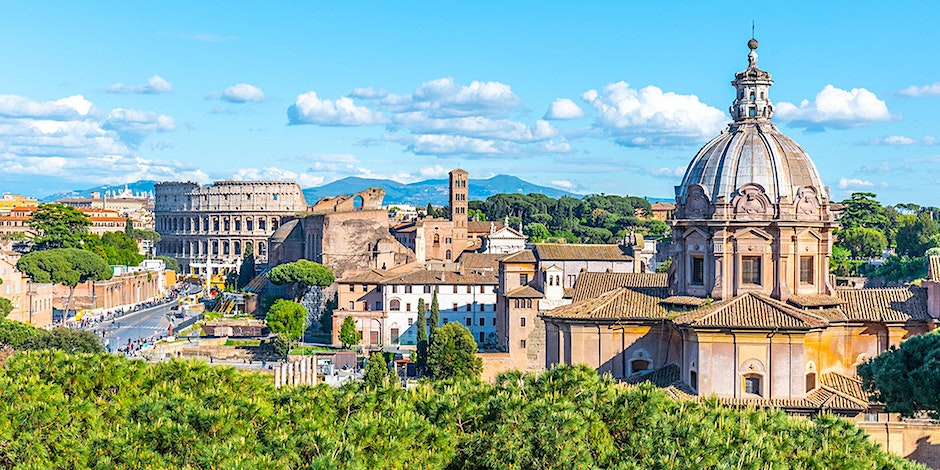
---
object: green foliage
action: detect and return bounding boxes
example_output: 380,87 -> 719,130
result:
415,298 -> 428,373
265,299 -> 307,343
0,354 -> 919,469
427,322 -> 482,381
655,258 -> 671,273
270,334 -> 291,357
859,330 -> 940,419
29,203 -> 91,249
428,292 -> 440,346
155,256 -> 180,272
475,192 -> 663,244
21,328 -> 104,354
339,316 -> 360,348
896,212 -> 940,257
0,298 -> 12,319
0,319 -> 103,353
86,231 -> 144,266
866,255 -> 928,283
364,351 -> 395,389
839,192 -> 889,231
16,248 -> 112,288
0,318 -> 44,348
841,226 -> 888,258
266,260 -> 335,301
238,244 -> 255,289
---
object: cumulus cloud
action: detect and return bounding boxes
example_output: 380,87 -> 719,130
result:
391,113 -> 558,142
409,77 -> 521,117
540,140 -> 572,153
898,82 -> 940,97
350,87 -> 389,99
644,166 -> 687,179
544,98 -> 585,120
0,94 -> 93,120
551,179 -> 574,189
776,85 -> 894,130
103,108 -> 176,146
221,83 -> 266,103
406,134 -> 507,155
418,164 -> 448,178
583,82 -> 727,146
838,177 -> 875,189
861,135 -> 935,146
232,166 -> 324,188
302,153 -> 358,172
106,75 -> 173,94
287,92 -> 386,126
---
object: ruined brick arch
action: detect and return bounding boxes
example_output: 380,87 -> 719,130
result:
311,188 -> 386,213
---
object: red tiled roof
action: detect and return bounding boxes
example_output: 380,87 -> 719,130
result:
787,294 -> 843,308
501,249 -> 536,263
571,272 -> 668,302
675,292 -> 828,330
504,286 -> 545,299
542,285 -> 674,320
535,243 -> 634,261
836,287 -> 930,322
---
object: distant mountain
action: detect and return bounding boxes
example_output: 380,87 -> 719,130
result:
41,180 -> 160,202
302,174 -> 577,206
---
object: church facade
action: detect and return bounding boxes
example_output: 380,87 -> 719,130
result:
535,39 -> 939,415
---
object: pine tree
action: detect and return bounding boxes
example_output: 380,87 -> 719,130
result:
415,298 -> 428,373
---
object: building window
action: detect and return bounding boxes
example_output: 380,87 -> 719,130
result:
348,301 -> 354,310
800,256 -> 814,284
526,299 -> 533,309
387,300 -> 397,311
445,249 -> 452,260
392,285 -> 398,293
691,256 -> 705,285
453,303 -> 458,311
406,303 -> 411,312
453,285 -> 459,293
805,372 -> 817,392
520,317 -> 526,327
423,285 -> 431,293
744,374 -> 762,396
465,318 -> 471,326
465,304 -> 472,312
349,284 -> 354,292
408,318 -> 413,326
520,340 -> 527,349
479,332 -> 484,343
630,359 -> 651,374
742,256 -> 761,285
479,318 -> 485,326
690,370 -> 698,390
443,319 -> 448,324
520,273 -> 528,286
405,285 -> 413,294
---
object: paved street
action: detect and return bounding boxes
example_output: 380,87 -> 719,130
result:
85,283 -> 203,354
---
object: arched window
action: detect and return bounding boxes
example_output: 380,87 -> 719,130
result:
630,359 -> 651,374
805,372 -> 817,392
259,242 -> 266,256
433,234 -> 440,246
445,249 -> 452,260
390,299 -> 400,311
234,241 -> 241,255
259,219 -> 266,231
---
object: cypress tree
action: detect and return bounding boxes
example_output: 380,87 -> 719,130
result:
428,292 -> 440,348
416,298 -> 428,373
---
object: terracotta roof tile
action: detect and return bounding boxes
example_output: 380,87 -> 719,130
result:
572,272 -> 668,302
836,287 -> 930,322
675,292 -> 828,330
534,243 -> 634,262
504,286 -> 545,299
501,249 -> 536,263
662,296 -> 709,307
929,255 -> 940,282
787,294 -> 843,308
542,285 -> 675,320
382,269 -> 497,286
819,372 -> 870,406
457,253 -> 506,273
467,220 -> 504,234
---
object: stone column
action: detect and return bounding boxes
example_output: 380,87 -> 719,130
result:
274,365 -> 282,389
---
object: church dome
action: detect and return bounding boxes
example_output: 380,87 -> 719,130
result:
675,40 -> 827,207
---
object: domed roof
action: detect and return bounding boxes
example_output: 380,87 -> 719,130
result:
676,40 -> 827,205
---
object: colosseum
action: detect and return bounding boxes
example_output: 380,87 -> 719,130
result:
154,181 -> 307,276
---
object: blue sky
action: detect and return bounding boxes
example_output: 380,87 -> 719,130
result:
1,1 -> 939,205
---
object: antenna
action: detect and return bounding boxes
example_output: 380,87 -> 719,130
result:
751,21 -> 755,39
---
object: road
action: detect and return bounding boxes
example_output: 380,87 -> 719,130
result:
87,283 -> 203,353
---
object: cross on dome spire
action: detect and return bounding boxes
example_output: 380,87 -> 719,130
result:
729,37 -> 774,122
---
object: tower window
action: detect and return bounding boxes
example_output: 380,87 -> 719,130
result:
744,374 -> 762,396
742,256 -> 761,285
800,256 -> 814,284
748,107 -> 756,117
691,256 -> 705,285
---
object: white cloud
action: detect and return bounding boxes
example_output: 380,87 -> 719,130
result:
863,135 -> 935,146
287,91 -> 386,126
232,166 -> 324,188
544,98 -> 585,120
776,85 -> 894,130
644,166 -> 687,178
103,108 -> 176,146
541,140 -> 572,153
0,94 -> 93,120
551,179 -> 574,189
221,83 -> 266,103
302,153 -> 358,172
418,164 -> 448,178
106,75 -> 173,94
410,77 -> 521,117
407,134 -> 506,155
583,82 -> 727,146
350,87 -> 389,99
391,113 -> 558,142
838,177 -> 875,189
899,82 -> 940,97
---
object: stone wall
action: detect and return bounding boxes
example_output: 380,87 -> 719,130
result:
859,421 -> 940,468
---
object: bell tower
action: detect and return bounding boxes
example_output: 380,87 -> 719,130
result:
449,168 -> 469,251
